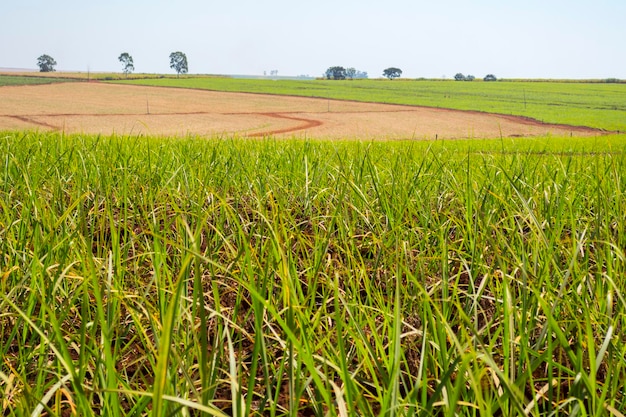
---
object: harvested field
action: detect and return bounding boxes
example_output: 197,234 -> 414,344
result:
0,81 -> 604,139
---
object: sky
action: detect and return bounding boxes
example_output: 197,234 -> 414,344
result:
2,0 -> 625,79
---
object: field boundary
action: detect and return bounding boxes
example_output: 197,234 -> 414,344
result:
0,81 -> 613,138
110,81 -> 612,135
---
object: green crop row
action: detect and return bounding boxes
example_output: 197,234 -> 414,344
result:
2,131 -> 626,416
116,77 -> 626,132
0,75 -> 79,86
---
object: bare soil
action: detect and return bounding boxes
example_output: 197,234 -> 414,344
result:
0,82 -> 603,139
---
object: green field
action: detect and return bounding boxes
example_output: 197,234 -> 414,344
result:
116,77 -> 626,132
2,131 -> 626,416
0,72 -> 173,84
0,74 -> 79,86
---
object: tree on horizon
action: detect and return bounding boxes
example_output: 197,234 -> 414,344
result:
325,66 -> 346,80
169,51 -> 188,77
37,54 -> 57,72
118,53 -> 135,77
383,67 -> 402,80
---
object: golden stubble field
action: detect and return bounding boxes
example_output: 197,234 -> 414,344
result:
0,82 -> 603,139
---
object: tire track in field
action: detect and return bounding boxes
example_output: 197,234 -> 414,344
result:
6,115 -> 60,130
244,112 -> 323,137
2,111 -> 326,137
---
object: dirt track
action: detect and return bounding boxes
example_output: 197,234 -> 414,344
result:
0,82 -> 604,139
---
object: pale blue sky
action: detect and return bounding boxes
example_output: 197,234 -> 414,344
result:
2,0 -> 624,79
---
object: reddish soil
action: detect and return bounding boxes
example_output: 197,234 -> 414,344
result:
246,113 -> 324,137
0,82 -> 604,139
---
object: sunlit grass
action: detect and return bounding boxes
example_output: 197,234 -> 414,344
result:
1,132 -> 626,416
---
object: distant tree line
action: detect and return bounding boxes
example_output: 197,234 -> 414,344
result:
455,73 -> 497,81
325,66 -> 405,80
48,52 -> 624,84
325,66 -> 368,80
35,52 -> 189,76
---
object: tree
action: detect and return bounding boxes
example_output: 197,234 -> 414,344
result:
455,73 -> 475,81
325,66 -> 346,80
37,54 -> 57,72
484,74 -> 497,81
346,67 -> 356,80
169,51 -> 188,77
383,67 -> 402,80
118,53 -> 134,77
